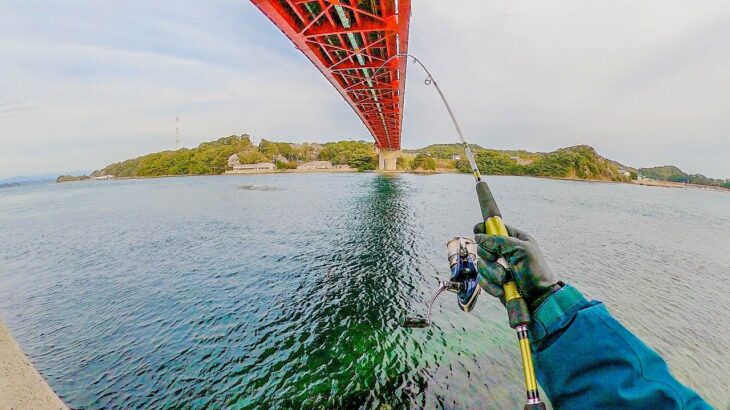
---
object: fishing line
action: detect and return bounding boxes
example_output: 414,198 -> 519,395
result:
372,53 -> 547,409
369,53 -> 481,180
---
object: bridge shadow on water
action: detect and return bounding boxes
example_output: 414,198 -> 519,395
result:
236,174 -> 435,409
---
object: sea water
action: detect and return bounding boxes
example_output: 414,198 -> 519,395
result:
0,174 -> 728,408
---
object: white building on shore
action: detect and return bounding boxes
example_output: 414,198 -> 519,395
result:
297,161 -> 333,170
232,162 -> 275,171
227,154 -> 275,173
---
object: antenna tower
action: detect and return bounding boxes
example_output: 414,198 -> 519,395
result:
175,115 -> 180,149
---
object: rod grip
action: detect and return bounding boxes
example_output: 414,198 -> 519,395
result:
476,180 -> 501,220
476,177 -> 543,408
480,190 -> 531,328
504,282 -> 531,327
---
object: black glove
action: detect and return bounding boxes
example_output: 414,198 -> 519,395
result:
473,223 -> 561,311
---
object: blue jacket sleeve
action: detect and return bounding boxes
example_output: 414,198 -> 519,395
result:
528,285 -> 711,410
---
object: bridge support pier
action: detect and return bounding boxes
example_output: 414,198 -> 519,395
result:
377,148 -> 400,171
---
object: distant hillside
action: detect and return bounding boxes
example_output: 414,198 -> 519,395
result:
608,160 -> 636,174
638,166 -> 729,188
56,175 -> 89,183
409,143 -> 630,182
403,144 -> 484,159
407,144 -> 542,164
0,174 -> 57,185
638,166 -> 685,181
0,174 -> 56,188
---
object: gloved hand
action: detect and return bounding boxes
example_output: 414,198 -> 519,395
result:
473,223 -> 561,311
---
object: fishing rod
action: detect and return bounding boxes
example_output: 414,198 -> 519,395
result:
372,54 -> 546,410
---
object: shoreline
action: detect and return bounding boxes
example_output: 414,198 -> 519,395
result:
223,168 -> 357,175
0,320 -> 67,409
57,170 -> 729,193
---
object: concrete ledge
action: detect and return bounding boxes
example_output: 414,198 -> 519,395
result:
0,320 -> 67,410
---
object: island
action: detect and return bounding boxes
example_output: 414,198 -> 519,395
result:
58,134 -> 727,191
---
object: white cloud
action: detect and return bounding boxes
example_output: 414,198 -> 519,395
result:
0,0 -> 728,178
402,0 -> 730,177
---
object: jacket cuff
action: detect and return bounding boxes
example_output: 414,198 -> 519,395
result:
529,284 -> 587,345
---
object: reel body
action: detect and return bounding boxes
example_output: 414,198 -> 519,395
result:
447,237 -> 481,312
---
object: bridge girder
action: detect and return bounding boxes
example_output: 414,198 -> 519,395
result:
251,0 -> 411,150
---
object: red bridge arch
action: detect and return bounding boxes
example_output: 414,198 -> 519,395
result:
251,0 -> 411,161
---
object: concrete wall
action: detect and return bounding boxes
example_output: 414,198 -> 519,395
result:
0,321 -> 67,409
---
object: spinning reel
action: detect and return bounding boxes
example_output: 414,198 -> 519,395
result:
400,237 -> 481,328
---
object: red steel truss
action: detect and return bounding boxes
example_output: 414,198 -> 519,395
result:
250,0 -> 411,150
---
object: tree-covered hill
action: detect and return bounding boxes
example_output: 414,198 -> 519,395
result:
458,145 -> 629,181
93,135 -> 253,177
92,135 -> 378,177
405,143 -> 629,181
638,165 -> 729,188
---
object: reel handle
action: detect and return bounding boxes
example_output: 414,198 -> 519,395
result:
476,180 -> 546,410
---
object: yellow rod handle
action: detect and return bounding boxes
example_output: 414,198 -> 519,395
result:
485,216 -> 509,237
485,216 -> 542,404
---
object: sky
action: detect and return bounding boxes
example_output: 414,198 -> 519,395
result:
1,0 -> 729,180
